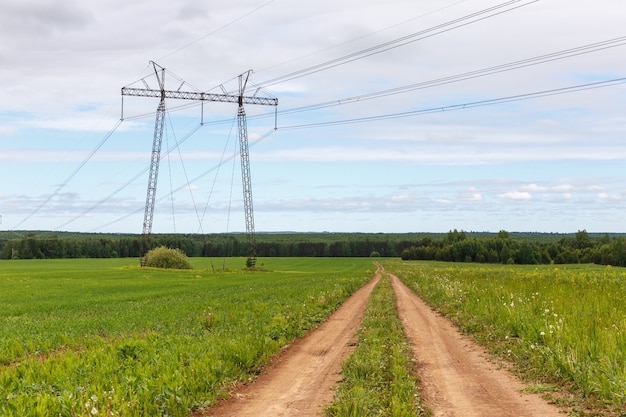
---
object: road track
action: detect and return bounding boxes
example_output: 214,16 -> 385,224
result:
202,264 -> 564,416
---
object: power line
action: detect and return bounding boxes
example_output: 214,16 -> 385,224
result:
271,35 -> 626,117
278,77 -> 626,130
17,1 -> 619,233
156,0 -> 275,62
82,75 -> 626,232
255,0 -> 472,75
87,128 -> 277,233
53,123 -> 203,231
12,120 -> 123,230
257,0 -> 538,88
57,33 -> 625,231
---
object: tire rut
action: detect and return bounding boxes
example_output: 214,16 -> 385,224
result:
201,267 -> 382,417
387,269 -> 564,417
201,264 -> 565,417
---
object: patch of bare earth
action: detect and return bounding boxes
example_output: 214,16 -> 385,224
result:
389,271 -> 565,417
199,270 -> 381,417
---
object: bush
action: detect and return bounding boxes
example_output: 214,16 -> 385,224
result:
144,246 -> 192,269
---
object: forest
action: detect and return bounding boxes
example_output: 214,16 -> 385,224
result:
2,229 -> 626,266
400,229 -> 626,266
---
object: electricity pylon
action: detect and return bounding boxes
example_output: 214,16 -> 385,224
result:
121,62 -> 278,267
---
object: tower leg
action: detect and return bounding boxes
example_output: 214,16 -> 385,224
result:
238,104 -> 257,268
140,98 -> 166,266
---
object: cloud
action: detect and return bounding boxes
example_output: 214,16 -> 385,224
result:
520,184 -> 547,192
497,191 -> 532,200
598,192 -> 621,201
460,187 -> 482,201
0,126 -> 17,136
552,184 -> 575,193
520,183 -> 575,194
0,0 -> 93,38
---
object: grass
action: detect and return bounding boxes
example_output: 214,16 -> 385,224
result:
0,257 -> 373,417
382,260 -> 626,417
326,272 -> 427,417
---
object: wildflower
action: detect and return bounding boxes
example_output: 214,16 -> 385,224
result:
91,407 -> 98,415
540,331 -> 545,336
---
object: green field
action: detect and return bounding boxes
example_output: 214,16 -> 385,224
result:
4,257 -> 626,416
382,260 -> 626,415
0,258 -> 374,416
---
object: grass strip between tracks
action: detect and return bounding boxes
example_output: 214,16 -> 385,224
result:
326,273 -> 429,417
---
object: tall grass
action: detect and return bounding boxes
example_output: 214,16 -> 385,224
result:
326,273 -> 427,417
383,260 -> 626,415
0,258 -> 373,416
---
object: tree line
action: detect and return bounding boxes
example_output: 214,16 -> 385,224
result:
3,230 -> 626,266
0,232 -> 404,260
400,229 -> 626,266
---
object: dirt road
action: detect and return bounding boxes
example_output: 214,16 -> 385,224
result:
202,265 -> 564,417
389,272 -> 564,417
202,269 -> 381,417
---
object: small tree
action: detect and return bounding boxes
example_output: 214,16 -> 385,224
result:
144,246 -> 192,269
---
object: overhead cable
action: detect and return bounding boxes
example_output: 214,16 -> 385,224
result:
257,0 -> 539,88
12,119 -> 123,230
87,128 -> 277,233
278,77 -> 626,129
274,35 -> 626,117
53,123 -> 203,231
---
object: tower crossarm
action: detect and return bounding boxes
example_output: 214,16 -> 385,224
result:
121,87 -> 278,106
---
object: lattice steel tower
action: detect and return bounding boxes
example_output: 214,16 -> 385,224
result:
121,62 -> 278,267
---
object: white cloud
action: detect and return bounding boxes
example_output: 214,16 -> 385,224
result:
553,184 -> 575,193
497,191 -> 532,200
520,184 -> 547,192
598,193 -> 621,201
460,187 -> 482,201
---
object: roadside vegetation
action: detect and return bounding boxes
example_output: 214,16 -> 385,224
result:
327,272 -> 428,417
0,257 -> 372,417
383,260 -> 626,416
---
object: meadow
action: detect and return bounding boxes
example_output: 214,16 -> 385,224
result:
382,260 -> 626,416
0,257 -> 373,416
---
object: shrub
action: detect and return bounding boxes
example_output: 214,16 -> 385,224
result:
144,246 -> 192,269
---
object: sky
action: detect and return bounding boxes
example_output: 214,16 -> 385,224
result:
1,0 -> 626,234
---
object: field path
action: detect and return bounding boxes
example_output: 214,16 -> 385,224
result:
201,264 -> 565,417
389,271 -> 564,417
201,267 -> 382,417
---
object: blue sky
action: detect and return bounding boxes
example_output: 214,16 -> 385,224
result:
1,0 -> 626,234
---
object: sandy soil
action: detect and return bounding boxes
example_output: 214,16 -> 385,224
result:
201,264 -> 565,417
